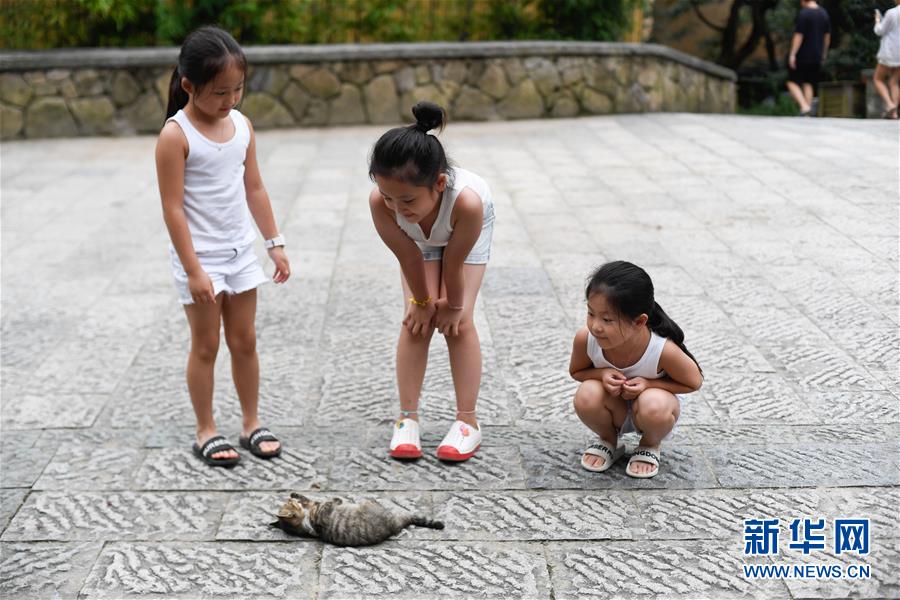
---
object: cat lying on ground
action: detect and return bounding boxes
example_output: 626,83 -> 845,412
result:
270,492 -> 445,546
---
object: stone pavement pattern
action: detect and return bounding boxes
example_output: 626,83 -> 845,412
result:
1,114 -> 897,599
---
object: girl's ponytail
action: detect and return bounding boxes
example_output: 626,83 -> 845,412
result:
165,66 -> 188,121
648,301 -> 701,373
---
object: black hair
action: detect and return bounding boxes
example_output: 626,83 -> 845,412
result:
165,26 -> 248,121
368,101 -> 452,188
585,260 -> 701,373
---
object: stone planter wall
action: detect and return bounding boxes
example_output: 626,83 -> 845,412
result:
0,42 -> 736,140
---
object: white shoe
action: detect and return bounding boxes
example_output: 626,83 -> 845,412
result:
389,418 -> 422,459
436,420 -> 481,461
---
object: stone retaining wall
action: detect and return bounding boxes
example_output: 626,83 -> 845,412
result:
0,42 -> 736,139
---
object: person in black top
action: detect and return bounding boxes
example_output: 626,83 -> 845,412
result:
786,0 -> 831,116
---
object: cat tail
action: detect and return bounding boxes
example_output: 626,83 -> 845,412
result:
409,515 -> 445,530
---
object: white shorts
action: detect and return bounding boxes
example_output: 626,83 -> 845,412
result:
170,244 -> 268,305
419,201 -> 495,265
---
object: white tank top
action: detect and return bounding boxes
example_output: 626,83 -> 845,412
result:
166,109 -> 256,252
395,167 -> 492,247
586,330 -> 668,380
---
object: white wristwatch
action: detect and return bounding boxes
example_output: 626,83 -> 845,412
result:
264,234 -> 285,249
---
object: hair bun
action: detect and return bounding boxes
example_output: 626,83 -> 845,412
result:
411,101 -> 446,133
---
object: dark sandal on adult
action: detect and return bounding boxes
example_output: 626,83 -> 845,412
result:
239,427 -> 282,459
192,435 -> 241,468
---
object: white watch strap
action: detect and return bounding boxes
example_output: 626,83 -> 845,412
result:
265,234 -> 285,249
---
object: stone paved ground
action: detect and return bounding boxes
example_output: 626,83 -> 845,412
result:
1,114 -> 897,599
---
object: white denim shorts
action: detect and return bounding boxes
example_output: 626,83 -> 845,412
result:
169,243 -> 268,305
419,202 -> 495,265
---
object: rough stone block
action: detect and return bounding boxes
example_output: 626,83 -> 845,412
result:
69,97 -> 116,135
241,92 -> 295,128
133,446 -> 329,491
0,73 -> 32,106
25,97 -> 77,137
0,489 -> 27,532
432,491 -> 635,540
497,80 -> 544,119
0,103 -> 23,138
452,86 -> 495,120
328,84 -> 365,125
79,542 -> 316,598
548,540 -> 788,598
581,88 -> 614,114
2,393 -> 105,430
110,71 -> 140,106
319,541 -> 550,599
0,542 -> 103,599
281,80 -> 311,121
120,91 -> 163,133
706,442 -> 900,488
364,74 -> 400,123
34,445 -> 145,490
299,67 -> 342,98
2,491 -> 224,541
478,64 -> 509,100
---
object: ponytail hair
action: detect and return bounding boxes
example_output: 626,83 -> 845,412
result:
368,101 -> 453,188
166,66 -> 188,121
165,25 -> 247,121
586,261 -> 701,373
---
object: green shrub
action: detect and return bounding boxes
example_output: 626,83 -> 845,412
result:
0,0 -> 637,49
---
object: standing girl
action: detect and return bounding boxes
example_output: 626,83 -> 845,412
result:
156,26 -> 290,467
368,102 -> 495,462
569,261 -> 702,478
873,2 -> 900,119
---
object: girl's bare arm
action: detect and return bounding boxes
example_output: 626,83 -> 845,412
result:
242,118 -> 279,239
369,188 -> 430,301
646,340 -> 703,394
441,189 -> 483,308
156,122 -> 197,272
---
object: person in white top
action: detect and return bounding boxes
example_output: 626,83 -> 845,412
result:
873,2 -> 900,118
569,261 -> 703,478
155,26 -> 291,467
369,102 -> 495,462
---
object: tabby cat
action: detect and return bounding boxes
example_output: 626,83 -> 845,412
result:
270,493 -> 445,546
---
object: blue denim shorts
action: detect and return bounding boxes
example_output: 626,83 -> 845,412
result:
419,202 -> 495,265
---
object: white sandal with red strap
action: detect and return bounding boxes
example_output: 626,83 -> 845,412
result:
436,420 -> 481,461
389,418 -> 422,459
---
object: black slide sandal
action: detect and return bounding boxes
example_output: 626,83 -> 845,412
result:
192,435 -> 241,467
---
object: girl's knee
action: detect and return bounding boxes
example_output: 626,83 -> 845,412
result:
573,380 -> 604,414
634,392 -> 677,424
225,330 -> 257,356
191,336 -> 220,362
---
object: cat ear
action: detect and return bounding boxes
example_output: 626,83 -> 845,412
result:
290,492 -> 302,499
331,497 -> 343,505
